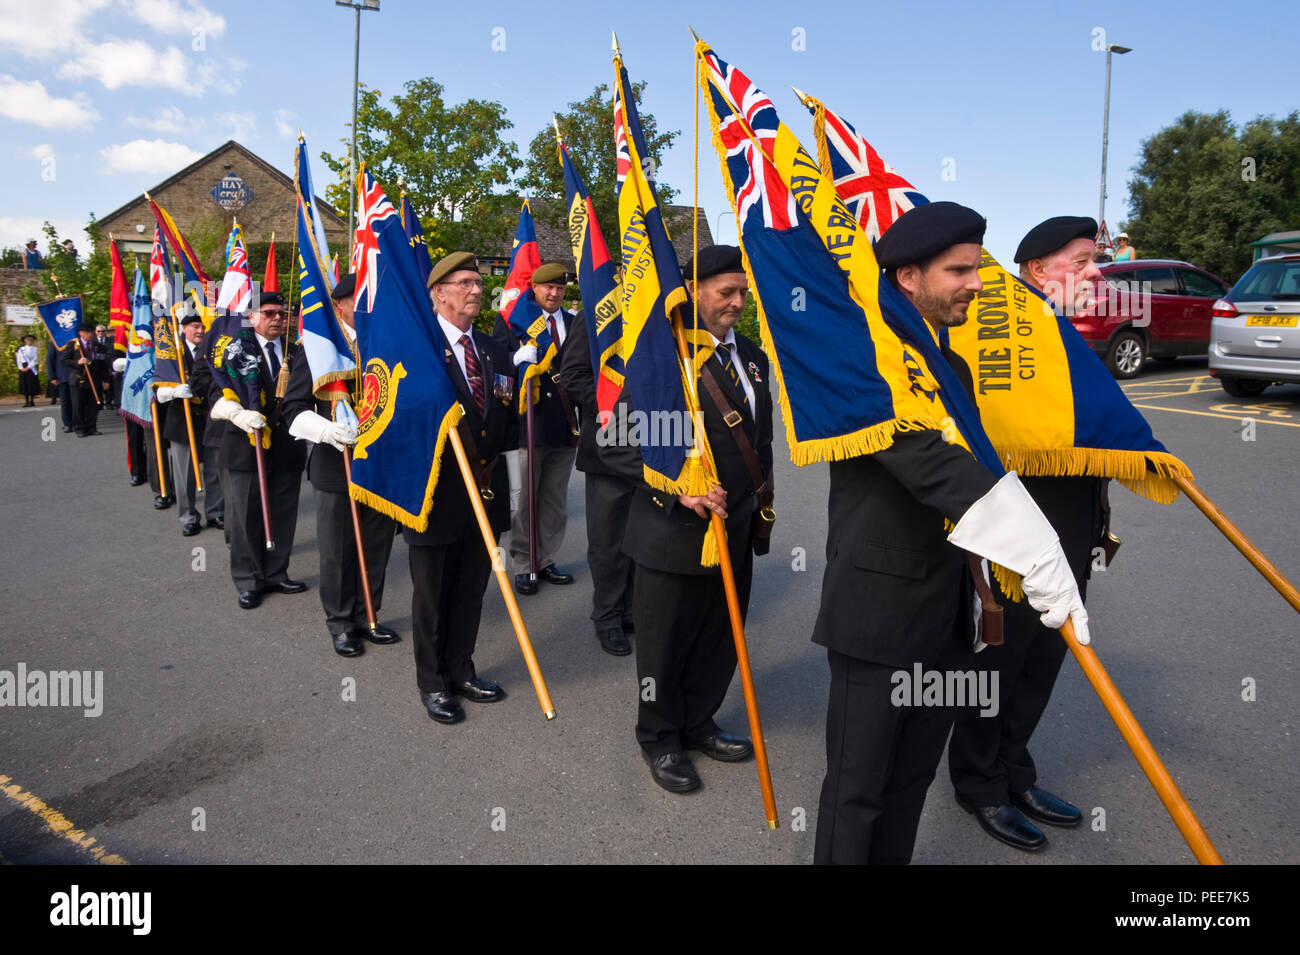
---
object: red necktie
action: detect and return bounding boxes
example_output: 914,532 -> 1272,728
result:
459,334 -> 486,415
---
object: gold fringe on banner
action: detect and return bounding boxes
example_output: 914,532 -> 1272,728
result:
347,404 -> 464,532
1001,447 -> 1193,505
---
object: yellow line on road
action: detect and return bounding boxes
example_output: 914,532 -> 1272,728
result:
1129,403 -> 1300,429
0,773 -> 129,864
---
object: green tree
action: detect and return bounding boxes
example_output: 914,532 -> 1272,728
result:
322,78 -> 521,257
519,81 -> 678,262
1125,110 -> 1300,279
23,219 -> 115,325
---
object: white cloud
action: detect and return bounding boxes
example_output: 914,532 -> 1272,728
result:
29,143 -> 55,161
0,216 -> 90,253
0,0 -> 111,59
0,74 -> 98,129
99,138 -> 202,174
58,38 -> 199,95
215,110 -> 256,141
126,105 -> 193,133
125,0 -> 225,39
274,109 -> 298,139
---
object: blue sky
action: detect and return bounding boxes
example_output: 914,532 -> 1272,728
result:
1,0 -> 1295,268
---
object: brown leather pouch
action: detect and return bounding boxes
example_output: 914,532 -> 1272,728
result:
966,554 -> 1003,647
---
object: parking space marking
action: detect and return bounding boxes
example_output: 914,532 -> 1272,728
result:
1129,402 -> 1300,429
0,773 -> 130,864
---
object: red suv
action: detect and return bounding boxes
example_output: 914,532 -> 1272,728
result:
1070,259 -> 1231,378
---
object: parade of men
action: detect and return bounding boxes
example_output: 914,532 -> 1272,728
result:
494,262 -> 579,596
282,273 -> 400,658
2,7 -> 1292,899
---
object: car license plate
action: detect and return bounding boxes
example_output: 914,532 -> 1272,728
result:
1245,315 -> 1298,327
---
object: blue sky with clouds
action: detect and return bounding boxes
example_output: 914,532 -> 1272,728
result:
1,0 -> 1295,268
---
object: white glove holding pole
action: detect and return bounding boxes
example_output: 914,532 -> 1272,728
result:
171,383 -> 192,400
947,471 -> 1091,645
289,410 -> 356,451
212,397 -> 266,435
156,386 -> 176,403
112,357 -> 127,373
513,344 -> 538,367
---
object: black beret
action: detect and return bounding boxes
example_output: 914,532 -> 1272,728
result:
682,244 -> 745,281
331,273 -> 356,300
875,202 -> 986,269
1014,216 -> 1098,264
531,262 -> 571,285
257,291 -> 287,309
428,251 -> 478,289
179,311 -> 203,326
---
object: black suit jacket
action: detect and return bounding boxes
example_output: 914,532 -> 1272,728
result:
492,309 -> 578,449
162,343 -> 210,446
403,320 -> 518,548
59,339 -> 108,388
811,349 -> 999,668
602,332 -> 773,576
190,332 -> 306,475
280,340 -> 357,494
557,312 -> 624,477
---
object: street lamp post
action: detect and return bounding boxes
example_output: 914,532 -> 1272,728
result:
336,0 -> 381,242
1099,43 -> 1132,231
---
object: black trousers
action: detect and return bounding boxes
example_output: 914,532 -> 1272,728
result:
408,534 -> 495,693
125,419 -> 147,482
815,650 -> 962,865
224,466 -> 302,592
317,488 -> 395,636
584,472 -> 635,631
948,477 -> 1100,807
632,558 -> 750,758
70,385 -> 98,434
57,382 -> 72,428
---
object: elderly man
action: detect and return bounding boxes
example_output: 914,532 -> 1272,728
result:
60,323 -> 106,436
812,202 -> 1090,864
192,291 -> 307,609
283,273 -> 401,658
155,310 -> 223,537
493,262 -> 580,597
405,252 -> 517,725
947,216 -> 1108,852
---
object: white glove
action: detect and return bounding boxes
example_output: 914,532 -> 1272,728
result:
231,409 -> 267,434
947,471 -> 1091,645
289,410 -> 356,451
172,383 -> 192,400
210,397 -> 241,422
156,386 -> 176,403
112,357 -> 127,373
513,344 -> 538,366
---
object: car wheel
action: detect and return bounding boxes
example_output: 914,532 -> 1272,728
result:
1219,376 -> 1268,398
1106,331 -> 1147,379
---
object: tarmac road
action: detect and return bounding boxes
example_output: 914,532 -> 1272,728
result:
0,356 -> 1295,865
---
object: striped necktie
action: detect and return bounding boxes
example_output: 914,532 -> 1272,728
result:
459,334 -> 486,415
714,342 -> 749,412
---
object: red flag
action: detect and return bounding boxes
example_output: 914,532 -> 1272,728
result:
108,239 -> 131,352
264,233 -> 279,293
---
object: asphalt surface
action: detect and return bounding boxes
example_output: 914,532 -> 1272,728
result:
0,357 -> 1296,866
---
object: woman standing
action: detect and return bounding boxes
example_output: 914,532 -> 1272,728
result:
15,334 -> 41,407
1114,232 -> 1136,262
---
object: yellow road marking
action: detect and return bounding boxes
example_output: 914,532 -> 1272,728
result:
0,773 -> 129,864
1129,403 -> 1300,429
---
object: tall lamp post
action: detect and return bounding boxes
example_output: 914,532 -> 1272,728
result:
1099,43 -> 1132,231
336,0 -> 381,242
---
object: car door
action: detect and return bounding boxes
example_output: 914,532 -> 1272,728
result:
1135,267 -> 1180,348
1176,268 -> 1230,354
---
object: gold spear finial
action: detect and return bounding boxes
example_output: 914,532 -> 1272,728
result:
791,86 -> 809,105
611,31 -> 620,54
688,26 -> 702,43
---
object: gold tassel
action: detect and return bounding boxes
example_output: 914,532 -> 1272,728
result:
992,562 -> 1025,603
700,524 -> 721,567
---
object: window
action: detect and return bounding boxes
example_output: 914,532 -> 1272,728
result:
1177,269 -> 1226,298
1136,267 -> 1179,295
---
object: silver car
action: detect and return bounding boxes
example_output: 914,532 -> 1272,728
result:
1209,253 -> 1300,397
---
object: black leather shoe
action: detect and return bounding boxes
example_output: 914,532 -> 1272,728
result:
957,797 -> 1046,851
421,691 -> 464,724
206,517 -> 224,530
86,429 -> 102,436
597,627 -> 632,656
685,728 -> 754,762
361,624 -> 401,645
63,426 -> 74,433
514,574 -> 538,596
1012,786 -> 1082,828
645,752 -> 701,793
182,523 -> 201,537
237,590 -> 262,610
332,631 -> 365,657
539,565 -> 574,585
265,579 -> 308,595
622,619 -> 635,634
129,476 -> 146,486
153,495 -> 172,509
453,678 -> 505,703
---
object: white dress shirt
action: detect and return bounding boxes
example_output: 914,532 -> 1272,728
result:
437,313 -> 480,383
544,309 -> 568,347
710,328 -> 756,412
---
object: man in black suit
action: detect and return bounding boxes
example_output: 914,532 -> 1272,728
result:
192,292 -> 308,610
557,302 -> 636,656
282,273 -> 401,658
407,252 -> 519,725
155,310 -> 223,536
493,262 -> 580,597
947,216 -> 1109,851
811,203 -> 1092,865
93,325 -> 116,407
46,338 -> 72,431
601,245 -> 774,794
60,324 -> 107,436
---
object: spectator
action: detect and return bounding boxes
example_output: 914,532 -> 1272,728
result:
1114,232 -> 1136,262
22,239 -> 43,270
61,238 -> 78,261
15,334 -> 40,407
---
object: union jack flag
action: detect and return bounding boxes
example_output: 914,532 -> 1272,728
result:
149,226 -> 171,311
699,50 -> 797,233
613,88 -> 631,190
353,167 -> 397,313
803,94 -> 928,243
216,222 -> 252,313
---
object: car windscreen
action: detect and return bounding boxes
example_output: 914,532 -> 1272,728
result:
1229,260 -> 1300,301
